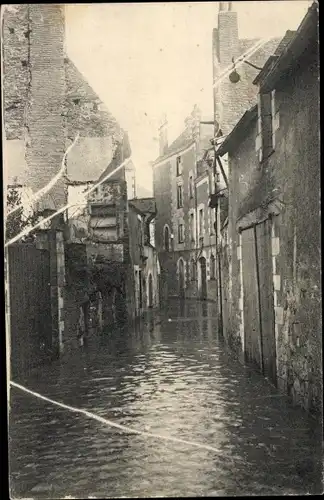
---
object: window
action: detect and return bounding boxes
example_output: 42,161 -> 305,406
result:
177,184 -> 183,208
178,223 -> 184,243
138,218 -> 143,247
190,213 -> 195,241
189,176 -> 194,198
210,254 -> 216,280
210,208 -> 215,234
176,156 -> 182,176
164,225 -> 170,251
258,90 -> 276,161
191,259 -> 197,281
199,208 -> 204,236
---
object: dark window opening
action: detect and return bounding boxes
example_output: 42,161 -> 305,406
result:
164,226 -> 170,251
177,184 -> 183,208
189,176 -> 194,198
178,224 -> 184,243
190,213 -> 195,241
73,98 -> 80,105
191,259 -> 197,281
176,156 -> 182,176
210,254 -> 216,280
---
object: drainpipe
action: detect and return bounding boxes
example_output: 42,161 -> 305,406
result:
213,154 -> 224,336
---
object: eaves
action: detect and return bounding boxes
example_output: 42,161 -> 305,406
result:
152,141 -> 196,167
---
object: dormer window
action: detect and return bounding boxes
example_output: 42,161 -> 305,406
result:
176,156 -> 182,176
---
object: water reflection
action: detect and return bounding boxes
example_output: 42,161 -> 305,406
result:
9,299 -> 322,498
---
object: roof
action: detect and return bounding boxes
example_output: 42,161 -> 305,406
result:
217,105 -> 258,156
253,30 -> 296,85
65,57 -> 123,141
129,198 -> 157,216
66,136 -> 115,183
254,3 -> 318,91
153,128 -> 194,165
97,131 -> 132,184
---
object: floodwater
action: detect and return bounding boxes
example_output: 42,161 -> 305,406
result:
9,300 -> 323,498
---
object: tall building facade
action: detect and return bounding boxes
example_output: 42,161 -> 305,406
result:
153,2 -> 282,304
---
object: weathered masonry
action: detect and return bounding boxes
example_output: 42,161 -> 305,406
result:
217,3 -> 320,413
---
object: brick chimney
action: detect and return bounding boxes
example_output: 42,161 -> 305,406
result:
216,2 -> 239,66
25,4 -> 67,210
158,114 -> 168,156
185,105 -> 201,141
212,2 -> 239,134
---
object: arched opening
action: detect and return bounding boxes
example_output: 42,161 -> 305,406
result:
199,256 -> 207,300
178,259 -> 185,299
164,225 -> 170,251
148,274 -> 153,308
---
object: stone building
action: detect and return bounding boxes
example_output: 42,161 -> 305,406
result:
3,4 -> 135,355
128,198 -> 160,315
152,2 -> 281,304
152,106 -> 216,302
217,2 -> 320,413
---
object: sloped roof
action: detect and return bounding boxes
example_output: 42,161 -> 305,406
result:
274,30 -> 297,56
153,128 -> 194,165
64,57 -> 123,140
255,3 -> 318,92
217,105 -> 258,156
98,131 -> 132,183
64,57 -> 126,182
66,136 -> 115,183
129,198 -> 156,215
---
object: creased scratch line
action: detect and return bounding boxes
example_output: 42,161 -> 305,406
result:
5,155 -> 132,247
10,380 -> 227,457
213,37 -> 275,89
6,133 -> 80,217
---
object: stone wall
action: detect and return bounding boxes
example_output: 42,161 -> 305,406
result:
265,46 -> 320,413
225,38 -> 320,412
3,4 -> 29,141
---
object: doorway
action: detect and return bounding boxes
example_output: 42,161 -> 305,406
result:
199,256 -> 207,300
148,273 -> 153,308
178,259 -> 185,299
241,219 -> 277,385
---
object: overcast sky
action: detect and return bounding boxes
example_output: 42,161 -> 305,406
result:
65,1 -> 310,195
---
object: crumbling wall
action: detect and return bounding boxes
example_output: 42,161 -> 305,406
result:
266,47 -> 321,413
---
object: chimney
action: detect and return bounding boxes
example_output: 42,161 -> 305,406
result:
217,1 -> 239,66
185,105 -> 201,141
25,4 -> 67,210
158,114 -> 168,156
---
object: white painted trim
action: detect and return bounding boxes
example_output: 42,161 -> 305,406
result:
152,142 -> 196,168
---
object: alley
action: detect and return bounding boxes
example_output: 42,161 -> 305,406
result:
9,300 -> 322,498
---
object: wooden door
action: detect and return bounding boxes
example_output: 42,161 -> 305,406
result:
241,228 -> 262,370
256,220 -> 277,385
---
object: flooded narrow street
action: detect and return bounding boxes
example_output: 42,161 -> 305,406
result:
9,301 -> 322,498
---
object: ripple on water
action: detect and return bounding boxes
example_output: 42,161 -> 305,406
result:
9,302 -> 322,498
